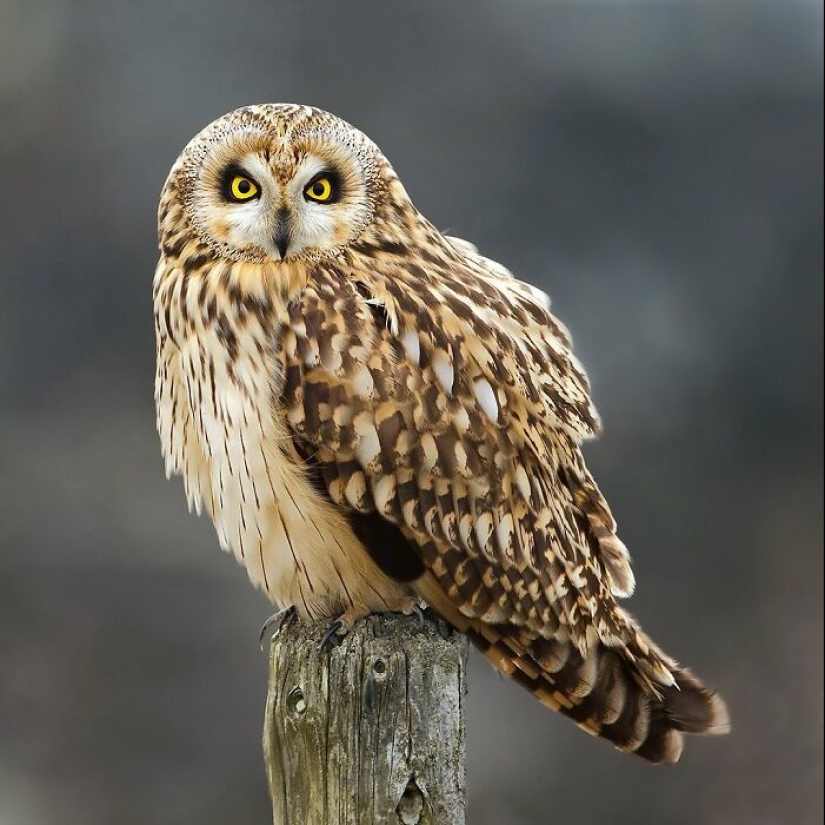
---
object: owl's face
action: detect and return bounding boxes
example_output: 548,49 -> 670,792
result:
165,105 -> 394,263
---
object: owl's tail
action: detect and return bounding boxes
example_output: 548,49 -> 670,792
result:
468,621 -> 729,764
415,575 -> 729,764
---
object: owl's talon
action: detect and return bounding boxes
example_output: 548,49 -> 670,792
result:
319,619 -> 345,652
259,605 -> 297,651
411,604 -> 427,630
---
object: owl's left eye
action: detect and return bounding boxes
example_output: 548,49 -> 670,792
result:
225,172 -> 260,202
304,173 -> 337,203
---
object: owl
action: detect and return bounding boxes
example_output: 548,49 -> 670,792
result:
154,104 -> 729,764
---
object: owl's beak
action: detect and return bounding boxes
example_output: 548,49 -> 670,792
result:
273,208 -> 292,260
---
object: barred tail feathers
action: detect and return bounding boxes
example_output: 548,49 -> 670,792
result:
469,621 -> 730,764
413,571 -> 729,763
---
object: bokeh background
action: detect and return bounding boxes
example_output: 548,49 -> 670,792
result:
1,1 -> 822,823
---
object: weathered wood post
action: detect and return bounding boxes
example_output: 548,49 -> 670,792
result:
264,613 -> 468,825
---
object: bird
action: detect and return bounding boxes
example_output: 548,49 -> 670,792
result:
154,103 -> 729,764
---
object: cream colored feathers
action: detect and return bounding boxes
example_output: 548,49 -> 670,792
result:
154,104 -> 729,763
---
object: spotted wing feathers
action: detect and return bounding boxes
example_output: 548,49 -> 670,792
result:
281,258 -> 627,644
280,239 -> 728,761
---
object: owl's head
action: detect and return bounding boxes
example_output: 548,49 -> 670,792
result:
161,104 -> 408,263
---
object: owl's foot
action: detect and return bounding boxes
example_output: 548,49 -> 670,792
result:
318,619 -> 345,652
318,604 -> 374,652
411,603 -> 428,629
258,605 -> 297,651
389,595 -> 430,629
317,597 -> 430,652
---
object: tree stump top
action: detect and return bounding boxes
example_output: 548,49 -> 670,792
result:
264,613 -> 468,825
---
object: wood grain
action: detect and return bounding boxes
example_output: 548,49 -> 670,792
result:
264,613 -> 468,825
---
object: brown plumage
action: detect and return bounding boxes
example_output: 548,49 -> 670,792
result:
154,103 -> 729,764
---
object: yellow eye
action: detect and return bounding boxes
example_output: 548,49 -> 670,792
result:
229,174 -> 259,201
304,176 -> 334,203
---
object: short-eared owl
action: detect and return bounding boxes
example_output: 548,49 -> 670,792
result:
154,104 -> 729,763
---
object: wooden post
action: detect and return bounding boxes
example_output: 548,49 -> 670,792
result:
264,613 -> 468,825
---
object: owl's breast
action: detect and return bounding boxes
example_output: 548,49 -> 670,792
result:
154,273 -> 408,618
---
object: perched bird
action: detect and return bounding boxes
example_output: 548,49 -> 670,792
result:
154,104 -> 729,764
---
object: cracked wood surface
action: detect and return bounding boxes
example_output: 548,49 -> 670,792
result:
264,613 -> 468,824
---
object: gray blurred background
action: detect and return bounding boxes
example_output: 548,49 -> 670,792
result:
1,1 -> 822,823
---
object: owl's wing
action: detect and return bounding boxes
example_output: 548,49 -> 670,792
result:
279,238 -> 641,655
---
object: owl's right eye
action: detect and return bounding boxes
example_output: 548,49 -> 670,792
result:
222,168 -> 261,202
229,175 -> 259,201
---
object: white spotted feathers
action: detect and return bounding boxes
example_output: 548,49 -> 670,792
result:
155,104 -> 729,764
